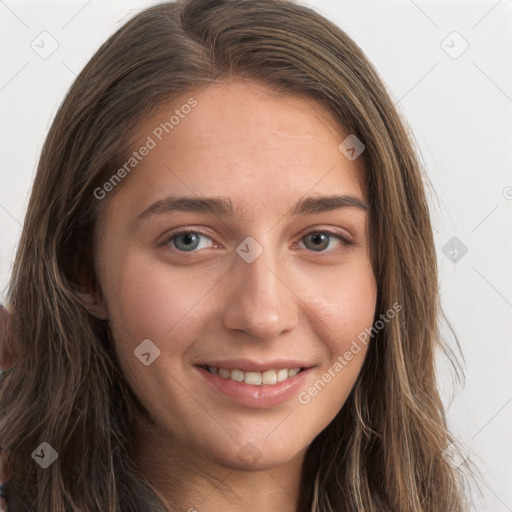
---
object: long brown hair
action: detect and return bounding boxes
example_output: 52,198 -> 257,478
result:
0,0 -> 473,510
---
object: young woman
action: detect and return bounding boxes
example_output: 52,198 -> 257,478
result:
0,0 -> 472,510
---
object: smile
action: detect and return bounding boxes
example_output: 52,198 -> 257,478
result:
195,364 -> 312,408
201,365 -> 303,385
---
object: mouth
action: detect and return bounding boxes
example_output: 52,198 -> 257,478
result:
194,363 -> 314,408
196,364 -> 308,386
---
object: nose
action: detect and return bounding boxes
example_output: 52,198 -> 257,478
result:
222,241 -> 298,341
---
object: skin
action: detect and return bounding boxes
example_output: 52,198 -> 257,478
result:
92,79 -> 377,512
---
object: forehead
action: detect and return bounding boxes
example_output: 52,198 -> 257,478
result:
110,79 -> 367,217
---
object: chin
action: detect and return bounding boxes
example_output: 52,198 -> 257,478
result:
203,438 -> 301,472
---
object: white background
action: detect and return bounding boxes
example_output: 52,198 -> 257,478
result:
1,1 -> 511,510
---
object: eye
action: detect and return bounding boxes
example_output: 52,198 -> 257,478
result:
158,228 -> 352,254
158,228 -> 215,252
298,230 -> 352,254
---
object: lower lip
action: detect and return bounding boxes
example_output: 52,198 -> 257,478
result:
194,365 -> 312,408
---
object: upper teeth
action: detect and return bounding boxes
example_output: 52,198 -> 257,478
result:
206,366 -> 301,385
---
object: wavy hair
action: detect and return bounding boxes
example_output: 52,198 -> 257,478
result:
0,0 -> 472,510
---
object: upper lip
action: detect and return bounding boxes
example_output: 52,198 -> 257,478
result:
195,358 -> 315,372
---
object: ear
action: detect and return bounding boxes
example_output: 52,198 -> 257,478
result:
80,287 -> 109,320
76,264 -> 109,320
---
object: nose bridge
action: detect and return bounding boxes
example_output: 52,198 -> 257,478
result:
223,236 -> 297,340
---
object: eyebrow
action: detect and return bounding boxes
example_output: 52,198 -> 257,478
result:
137,194 -> 369,221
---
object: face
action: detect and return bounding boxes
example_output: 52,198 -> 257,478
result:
93,79 -> 377,473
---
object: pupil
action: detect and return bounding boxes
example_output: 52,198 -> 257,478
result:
310,233 -> 327,250
178,233 -> 197,250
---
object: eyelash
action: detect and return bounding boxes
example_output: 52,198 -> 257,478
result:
158,227 -> 353,255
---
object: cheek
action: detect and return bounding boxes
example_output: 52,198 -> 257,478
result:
304,255 -> 377,348
104,255 -> 210,414
109,253 -> 213,344
297,257 -> 376,413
